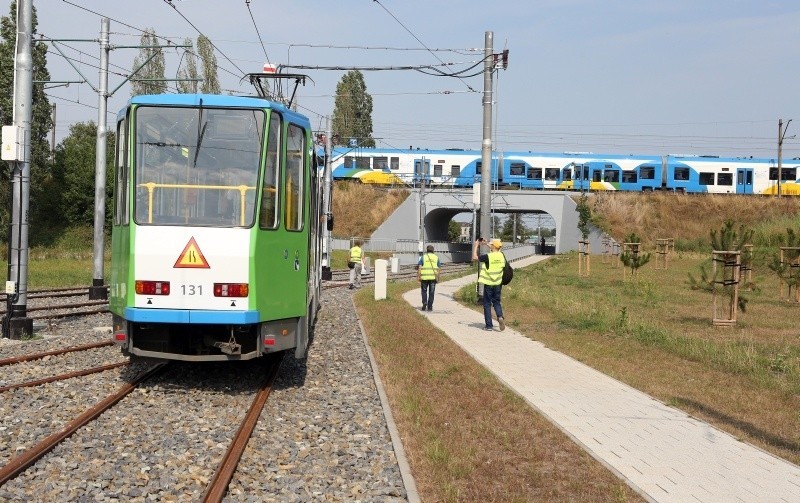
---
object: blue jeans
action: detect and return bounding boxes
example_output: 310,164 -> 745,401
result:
420,280 -> 436,309
482,284 -> 504,328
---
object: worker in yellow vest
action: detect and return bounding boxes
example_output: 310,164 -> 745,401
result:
472,238 -> 506,331
348,240 -> 365,289
417,244 -> 441,311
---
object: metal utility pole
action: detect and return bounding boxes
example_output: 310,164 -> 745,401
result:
777,119 -> 792,198
1,0 -> 34,339
321,118 -> 333,280
478,31 -> 494,246
418,157 -> 427,253
89,18 -> 110,300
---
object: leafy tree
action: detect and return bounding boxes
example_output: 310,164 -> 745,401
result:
576,193 -> 591,240
499,214 -> 531,243
176,38 -> 199,93
53,122 -> 115,228
448,220 -> 461,242
332,70 -> 374,147
131,28 -> 166,96
197,35 -> 219,94
0,1 -> 55,232
619,232 -> 651,278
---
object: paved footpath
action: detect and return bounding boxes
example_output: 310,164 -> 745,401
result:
402,255 -> 800,503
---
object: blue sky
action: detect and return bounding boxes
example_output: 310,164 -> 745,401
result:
26,0 -> 800,159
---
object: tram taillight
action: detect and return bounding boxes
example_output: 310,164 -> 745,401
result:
214,283 -> 249,297
135,280 -> 171,295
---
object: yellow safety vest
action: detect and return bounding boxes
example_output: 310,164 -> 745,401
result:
478,251 -> 505,286
419,253 -> 439,280
349,246 -> 363,262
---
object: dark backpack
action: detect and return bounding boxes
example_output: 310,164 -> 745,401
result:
501,253 -> 513,285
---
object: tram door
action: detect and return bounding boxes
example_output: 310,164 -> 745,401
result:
414,158 -> 430,186
737,168 -> 753,194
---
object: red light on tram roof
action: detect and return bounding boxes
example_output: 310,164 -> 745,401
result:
213,283 -> 249,298
135,280 -> 170,295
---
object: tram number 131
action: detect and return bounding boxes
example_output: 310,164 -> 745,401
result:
182,284 -> 203,296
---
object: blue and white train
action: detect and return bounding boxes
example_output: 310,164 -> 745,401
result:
328,147 -> 800,195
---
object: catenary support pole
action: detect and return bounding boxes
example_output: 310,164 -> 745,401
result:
89,18 -> 110,300
3,0 -> 34,339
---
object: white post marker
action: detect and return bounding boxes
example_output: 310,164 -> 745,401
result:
390,256 -> 399,274
374,259 -> 388,300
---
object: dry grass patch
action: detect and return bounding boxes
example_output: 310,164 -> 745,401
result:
332,183 -> 409,239
355,282 -> 642,503
459,255 -> 800,465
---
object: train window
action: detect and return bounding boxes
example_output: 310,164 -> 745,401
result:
433,164 -> 443,176
640,166 -> 655,180
355,156 -> 370,170
783,167 -> 797,180
769,167 -> 777,180
604,170 -> 620,183
527,167 -> 542,180
673,167 -> 690,181
562,168 -> 572,181
284,124 -> 305,231
699,172 -> 715,185
476,161 -> 482,174
260,114 -> 281,229
545,168 -> 559,181
510,163 -> 525,176
374,157 -> 389,170
451,165 -> 460,177
592,171 -> 602,182
622,170 -> 637,183
114,116 -> 129,226
344,156 -> 353,169
717,173 -> 733,186
390,157 -> 400,170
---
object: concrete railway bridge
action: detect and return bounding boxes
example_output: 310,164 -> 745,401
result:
364,188 -> 606,264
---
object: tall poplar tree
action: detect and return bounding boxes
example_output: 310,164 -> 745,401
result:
332,70 -> 375,147
0,1 -> 55,231
176,37 -> 199,93
130,28 -> 166,96
197,35 -> 219,94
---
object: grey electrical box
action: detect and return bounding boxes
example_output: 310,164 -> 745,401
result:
1,125 -> 23,162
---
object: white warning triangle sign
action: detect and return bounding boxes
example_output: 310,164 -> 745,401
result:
174,237 -> 210,269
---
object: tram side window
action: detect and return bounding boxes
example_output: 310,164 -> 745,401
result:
114,116 -> 129,225
527,167 -> 542,180
562,168 -> 572,181
699,172 -> 715,185
433,164 -> 443,176
592,170 -> 602,182
509,163 -> 525,176
284,124 -> 305,231
390,157 -> 400,170
451,165 -> 460,177
260,114 -> 281,229
545,168 -> 559,181
344,156 -> 353,169
622,170 -> 637,183
774,167 -> 798,180
640,166 -> 655,180
475,161 -> 482,174
674,167 -> 690,181
717,173 -> 733,186
604,170 -> 620,183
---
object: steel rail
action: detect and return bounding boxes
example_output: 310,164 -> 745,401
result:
0,363 -> 168,486
201,357 -> 282,503
0,341 -> 113,367
0,361 -> 129,393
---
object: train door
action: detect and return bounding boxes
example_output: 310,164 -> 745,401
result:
573,163 -> 590,191
414,158 -> 430,186
737,168 -> 753,194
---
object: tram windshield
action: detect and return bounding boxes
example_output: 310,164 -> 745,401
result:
134,106 -> 265,227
